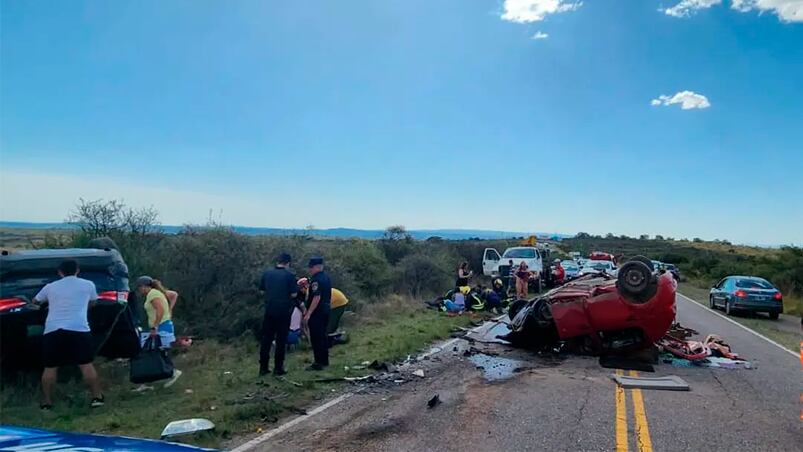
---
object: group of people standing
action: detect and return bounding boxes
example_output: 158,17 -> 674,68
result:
258,254 -> 332,375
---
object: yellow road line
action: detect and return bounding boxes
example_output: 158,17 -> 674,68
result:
629,370 -> 654,452
615,370 -> 628,452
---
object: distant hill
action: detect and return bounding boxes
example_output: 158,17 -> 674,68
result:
0,221 -> 572,241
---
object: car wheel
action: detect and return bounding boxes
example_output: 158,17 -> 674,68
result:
508,299 -> 528,320
617,260 -> 657,304
709,296 -> 715,309
628,255 -> 654,271
768,312 -> 779,320
725,300 -> 732,316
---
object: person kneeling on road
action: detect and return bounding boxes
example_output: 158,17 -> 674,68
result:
482,287 -> 503,314
34,259 -> 104,410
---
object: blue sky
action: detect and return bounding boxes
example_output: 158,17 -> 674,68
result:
1,0 -> 802,245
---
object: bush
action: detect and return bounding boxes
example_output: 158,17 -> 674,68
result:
330,239 -> 392,299
393,252 -> 452,298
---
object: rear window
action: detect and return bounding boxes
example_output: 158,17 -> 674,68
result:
502,249 -> 536,259
588,261 -> 612,270
735,279 -> 774,289
561,261 -> 578,270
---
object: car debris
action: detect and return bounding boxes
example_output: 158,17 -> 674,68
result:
502,257 -> 676,354
658,336 -> 710,361
427,394 -> 441,409
368,360 -> 396,372
704,334 -> 739,359
161,418 -> 216,439
611,374 -> 690,391
412,369 -> 425,378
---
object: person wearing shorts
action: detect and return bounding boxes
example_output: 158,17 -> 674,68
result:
135,276 -> 182,387
34,260 -> 104,410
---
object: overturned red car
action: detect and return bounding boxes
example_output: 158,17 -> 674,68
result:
504,257 -> 676,353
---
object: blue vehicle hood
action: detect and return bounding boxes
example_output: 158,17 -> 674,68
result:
0,425 -> 218,451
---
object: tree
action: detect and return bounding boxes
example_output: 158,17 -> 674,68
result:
383,225 -> 411,241
654,235 -> 664,241
575,232 -> 591,239
605,233 -> 615,239
379,225 -> 414,264
639,234 -> 649,240
68,198 -> 159,238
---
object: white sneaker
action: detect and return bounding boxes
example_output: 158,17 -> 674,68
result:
164,369 -> 183,388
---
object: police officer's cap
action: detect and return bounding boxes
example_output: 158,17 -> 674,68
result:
308,257 -> 324,268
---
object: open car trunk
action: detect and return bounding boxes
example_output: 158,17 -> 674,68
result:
0,249 -> 141,369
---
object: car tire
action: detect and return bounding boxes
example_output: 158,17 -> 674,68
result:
725,300 -> 732,316
628,255 -> 654,271
617,261 -> 657,304
709,296 -> 715,309
768,312 -> 779,320
508,299 -> 528,320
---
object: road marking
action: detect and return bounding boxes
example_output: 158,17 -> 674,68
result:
230,392 -> 353,452
231,314 -> 501,451
615,370 -> 629,452
678,293 -> 798,358
629,371 -> 653,452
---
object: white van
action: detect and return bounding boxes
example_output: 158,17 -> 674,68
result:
482,246 -> 544,279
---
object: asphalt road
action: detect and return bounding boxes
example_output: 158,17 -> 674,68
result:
235,294 -> 803,452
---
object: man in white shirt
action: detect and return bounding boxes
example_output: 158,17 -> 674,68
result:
34,259 -> 104,410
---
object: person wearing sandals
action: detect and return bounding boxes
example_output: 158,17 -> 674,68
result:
34,260 -> 104,410
136,276 -> 182,387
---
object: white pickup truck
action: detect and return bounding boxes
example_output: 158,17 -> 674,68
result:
482,246 -> 544,286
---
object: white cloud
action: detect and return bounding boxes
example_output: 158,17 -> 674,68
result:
663,0 -> 723,17
731,0 -> 803,22
501,0 -> 582,23
532,31 -> 550,39
651,91 -> 712,109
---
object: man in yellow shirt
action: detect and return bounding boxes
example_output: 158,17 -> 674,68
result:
328,288 -> 348,335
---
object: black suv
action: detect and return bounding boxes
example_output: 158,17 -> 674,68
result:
0,248 -> 141,368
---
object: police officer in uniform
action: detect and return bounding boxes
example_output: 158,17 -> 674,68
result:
258,253 -> 298,376
304,257 -> 331,371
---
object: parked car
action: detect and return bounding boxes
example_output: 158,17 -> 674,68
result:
0,425 -> 217,451
589,251 -> 617,264
0,248 -> 141,368
482,246 -> 544,292
505,256 -> 675,352
561,260 -> 580,280
709,276 -> 783,319
664,263 -> 680,281
579,259 -> 617,276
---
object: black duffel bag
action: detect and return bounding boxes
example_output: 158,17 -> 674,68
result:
130,336 -> 174,384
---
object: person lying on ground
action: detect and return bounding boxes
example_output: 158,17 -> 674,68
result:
444,288 -> 467,313
34,259 -> 104,410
